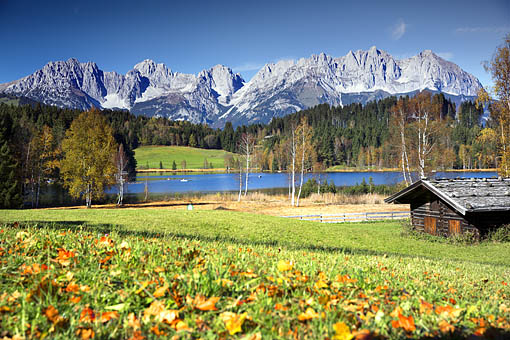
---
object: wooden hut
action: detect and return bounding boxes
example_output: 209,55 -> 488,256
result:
385,177 -> 510,238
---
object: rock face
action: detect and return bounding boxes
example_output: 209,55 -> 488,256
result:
1,47 -> 483,127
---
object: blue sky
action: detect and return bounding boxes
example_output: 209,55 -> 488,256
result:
0,0 -> 509,88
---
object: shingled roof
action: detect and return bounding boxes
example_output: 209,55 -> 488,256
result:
385,177 -> 510,215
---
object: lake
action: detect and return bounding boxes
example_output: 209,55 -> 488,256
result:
107,171 -> 498,195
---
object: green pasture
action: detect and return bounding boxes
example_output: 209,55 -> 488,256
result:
134,146 -> 237,170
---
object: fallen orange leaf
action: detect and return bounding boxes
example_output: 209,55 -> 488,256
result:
277,260 -> 294,272
332,321 -> 353,340
189,295 -> 220,311
126,313 -> 141,330
298,308 -> 320,321
56,248 -> 75,266
153,284 -> 168,298
44,305 -> 65,325
76,328 -> 95,340
439,320 -> 455,333
391,313 -> 415,332
220,312 -> 248,335
314,280 -> 329,290
80,307 -> 96,323
100,311 -> 119,323
65,282 -> 80,293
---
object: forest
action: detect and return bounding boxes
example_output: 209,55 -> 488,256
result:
0,90 -> 499,208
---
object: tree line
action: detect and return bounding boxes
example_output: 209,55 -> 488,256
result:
0,92 -> 497,208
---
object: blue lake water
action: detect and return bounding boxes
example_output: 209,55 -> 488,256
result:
106,171 -> 498,194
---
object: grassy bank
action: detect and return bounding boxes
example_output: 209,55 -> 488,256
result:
1,209 -> 509,339
134,146 -> 237,170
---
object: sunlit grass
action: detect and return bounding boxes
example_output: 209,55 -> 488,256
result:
0,209 -> 509,339
134,146 -> 237,170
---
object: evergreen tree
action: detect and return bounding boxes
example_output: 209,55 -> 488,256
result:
0,113 -> 22,208
172,160 -> 177,170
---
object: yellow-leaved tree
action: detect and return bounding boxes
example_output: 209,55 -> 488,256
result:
478,34 -> 510,177
61,109 -> 117,208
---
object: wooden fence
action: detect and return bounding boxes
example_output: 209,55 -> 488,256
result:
281,211 -> 410,223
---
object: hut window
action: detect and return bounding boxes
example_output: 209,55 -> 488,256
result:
424,216 -> 437,235
449,220 -> 461,235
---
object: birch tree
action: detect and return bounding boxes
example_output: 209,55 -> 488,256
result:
114,143 -> 128,206
288,125 -> 297,206
295,118 -> 313,207
390,98 -> 412,185
239,133 -> 255,197
411,92 -> 440,178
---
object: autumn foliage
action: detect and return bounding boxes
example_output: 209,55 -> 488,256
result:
0,221 -> 509,339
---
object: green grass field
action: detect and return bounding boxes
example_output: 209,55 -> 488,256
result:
134,146 -> 237,170
1,209 -> 509,339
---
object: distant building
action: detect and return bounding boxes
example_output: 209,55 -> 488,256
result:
385,178 -> 510,238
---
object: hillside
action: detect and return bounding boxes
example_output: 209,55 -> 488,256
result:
134,145 -> 237,170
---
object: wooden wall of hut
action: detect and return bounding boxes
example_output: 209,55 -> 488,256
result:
410,198 -> 480,238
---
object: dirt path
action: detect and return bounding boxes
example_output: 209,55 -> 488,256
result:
45,196 -> 409,217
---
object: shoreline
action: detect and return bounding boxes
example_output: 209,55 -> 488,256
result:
137,168 -> 498,174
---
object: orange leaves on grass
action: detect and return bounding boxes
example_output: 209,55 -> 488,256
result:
69,295 -> 82,303
435,305 -> 463,319
97,236 -> 114,248
187,294 -> 220,311
420,300 -> 434,315
65,282 -> 80,293
153,284 -> 168,298
274,303 -> 289,311
277,260 -> 294,272
80,307 -> 96,323
44,305 -> 66,326
76,328 -> 95,340
439,320 -> 455,333
55,248 -> 75,266
336,274 -> 357,284
298,308 -> 320,321
100,311 -> 119,323
143,300 -> 190,331
20,263 -> 48,275
220,311 -> 248,335
332,322 -> 353,340
314,280 -> 329,290
391,312 -> 416,333
126,312 -> 141,330
143,300 -> 178,324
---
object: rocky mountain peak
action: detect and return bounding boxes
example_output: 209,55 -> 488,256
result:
0,48 -> 483,127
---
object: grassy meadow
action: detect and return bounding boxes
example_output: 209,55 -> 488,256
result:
134,146 -> 237,170
1,209 -> 509,339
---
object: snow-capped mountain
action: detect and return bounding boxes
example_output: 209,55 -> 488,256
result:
0,47 -> 483,127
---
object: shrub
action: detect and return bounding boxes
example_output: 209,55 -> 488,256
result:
485,225 -> 510,243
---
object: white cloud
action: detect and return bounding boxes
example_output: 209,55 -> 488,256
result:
391,18 -> 407,40
232,62 -> 264,72
455,26 -> 510,34
436,52 -> 454,60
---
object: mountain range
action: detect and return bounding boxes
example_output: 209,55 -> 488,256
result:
0,47 -> 483,127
